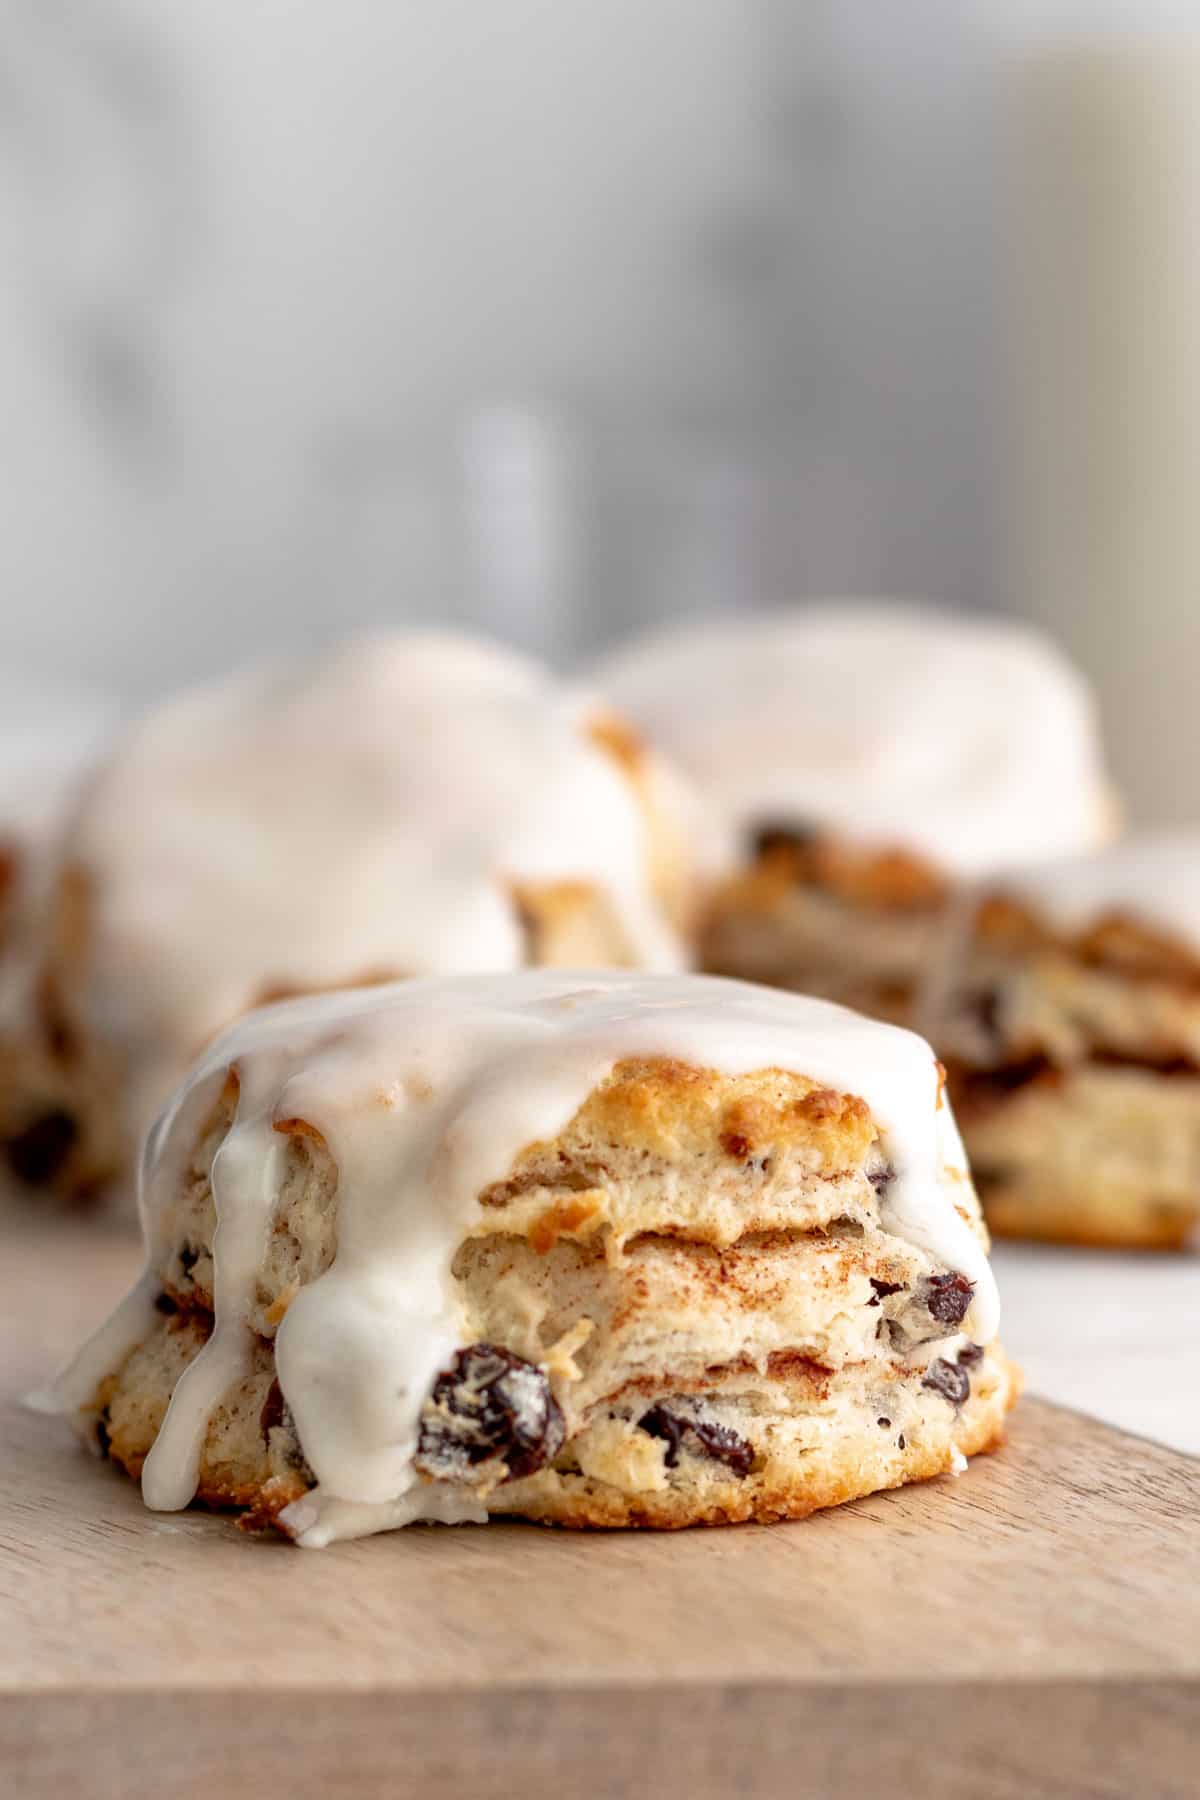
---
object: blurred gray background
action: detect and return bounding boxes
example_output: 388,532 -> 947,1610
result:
2,0 -> 1199,826
0,0 -> 1005,697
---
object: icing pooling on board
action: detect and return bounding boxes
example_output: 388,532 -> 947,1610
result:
592,603 -> 1114,877
44,971 -> 1000,1547
65,632 -> 683,1135
995,832 -> 1200,955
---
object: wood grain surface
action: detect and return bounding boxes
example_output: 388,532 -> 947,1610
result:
1,1222 -> 1197,1799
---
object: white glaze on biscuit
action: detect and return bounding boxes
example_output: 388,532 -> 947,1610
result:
994,832 -> 1200,956
592,603 -> 1113,876
63,633 -> 683,1130
43,971 -> 999,1546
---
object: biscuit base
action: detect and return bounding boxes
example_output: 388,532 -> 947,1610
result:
81,1309 -> 1019,1536
960,1065 -> 1200,1252
498,1361 -> 1017,1529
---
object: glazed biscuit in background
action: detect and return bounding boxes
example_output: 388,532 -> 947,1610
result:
41,971 -> 1017,1543
592,604 -> 1116,1022
0,635 -> 695,1208
924,835 -> 1200,1249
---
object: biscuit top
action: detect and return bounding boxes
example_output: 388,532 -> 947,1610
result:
66,632 -> 683,1064
593,604 -> 1113,877
46,969 -> 999,1545
993,833 -> 1200,954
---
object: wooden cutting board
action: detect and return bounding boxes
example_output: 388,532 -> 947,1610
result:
1,1223 -> 1197,1800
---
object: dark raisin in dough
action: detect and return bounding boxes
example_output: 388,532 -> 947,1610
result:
638,1405 -> 755,1477
416,1344 -> 565,1483
750,820 -> 819,859
924,1272 -> 974,1327
922,1358 -> 971,1407
4,1108 -> 78,1186
869,1277 -> 905,1306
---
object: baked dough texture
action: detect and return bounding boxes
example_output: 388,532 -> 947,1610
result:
56,975 -> 1016,1538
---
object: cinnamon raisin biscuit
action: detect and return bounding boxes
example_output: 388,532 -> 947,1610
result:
43,969 -> 1017,1542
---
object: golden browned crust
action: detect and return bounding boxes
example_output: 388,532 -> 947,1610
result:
717,833 -> 948,921
490,1057 -> 878,1191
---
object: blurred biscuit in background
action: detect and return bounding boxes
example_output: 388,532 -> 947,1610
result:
0,633 -> 698,1209
593,602 -> 1117,1024
924,834 -> 1200,1250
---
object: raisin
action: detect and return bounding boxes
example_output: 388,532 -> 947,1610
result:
638,1405 -> 755,1477
178,1243 -> 200,1277
962,1055 -> 1055,1101
153,1292 -> 178,1316
95,1410 -> 111,1458
751,820 -> 818,858
924,1272 -> 974,1328
922,1358 -> 971,1407
260,1378 -> 286,1441
4,1109 -> 78,1187
868,1277 -> 905,1309
639,1405 -> 686,1467
898,1433 -> 906,1449
257,1380 -> 311,1475
416,1344 -> 565,1483
867,1162 -> 896,1198
957,1343 -> 985,1367
877,1416 -> 891,1428
966,985 -> 1004,1043
690,1417 -> 755,1477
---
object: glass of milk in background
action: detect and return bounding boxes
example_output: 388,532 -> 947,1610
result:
1013,14 -> 1200,825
